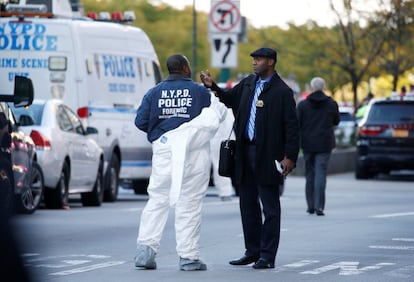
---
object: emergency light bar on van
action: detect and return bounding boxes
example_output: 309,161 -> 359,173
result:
1,0 -> 72,18
85,11 -> 136,23
1,3 -> 53,18
5,3 -> 47,13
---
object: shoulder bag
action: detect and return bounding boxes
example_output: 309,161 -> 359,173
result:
218,126 -> 236,177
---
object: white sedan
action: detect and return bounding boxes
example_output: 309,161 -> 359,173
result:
11,99 -> 104,209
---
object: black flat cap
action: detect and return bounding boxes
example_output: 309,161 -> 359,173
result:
250,47 -> 277,61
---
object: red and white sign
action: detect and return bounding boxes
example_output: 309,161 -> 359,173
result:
208,0 -> 241,33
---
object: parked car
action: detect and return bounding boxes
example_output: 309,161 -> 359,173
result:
355,94 -> 414,179
1,76 -> 43,214
9,114 -> 45,214
11,99 -> 105,208
335,106 -> 356,148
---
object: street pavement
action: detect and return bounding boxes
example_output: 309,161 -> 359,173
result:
11,172 -> 414,282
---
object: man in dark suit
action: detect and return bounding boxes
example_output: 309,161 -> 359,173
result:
200,47 -> 299,269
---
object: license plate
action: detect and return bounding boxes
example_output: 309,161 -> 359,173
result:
392,129 -> 409,137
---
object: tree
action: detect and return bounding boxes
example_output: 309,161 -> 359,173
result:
375,0 -> 414,92
288,0 -> 387,108
326,0 -> 386,110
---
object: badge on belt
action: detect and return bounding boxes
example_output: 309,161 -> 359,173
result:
256,100 -> 264,107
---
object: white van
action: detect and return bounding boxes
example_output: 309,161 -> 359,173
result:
0,0 -> 163,201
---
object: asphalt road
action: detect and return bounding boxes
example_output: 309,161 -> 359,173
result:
10,172 -> 414,282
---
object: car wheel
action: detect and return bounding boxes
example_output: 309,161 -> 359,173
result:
103,154 -> 119,202
81,163 -> 103,206
44,161 -> 69,209
355,160 -> 370,179
132,179 -> 149,195
16,162 -> 44,214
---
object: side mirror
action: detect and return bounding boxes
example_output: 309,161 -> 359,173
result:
0,76 -> 34,107
86,126 -> 99,135
13,76 -> 34,107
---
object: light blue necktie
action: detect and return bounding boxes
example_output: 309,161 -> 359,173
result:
247,80 -> 265,140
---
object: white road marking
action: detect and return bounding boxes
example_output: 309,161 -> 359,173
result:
21,253 -> 40,257
25,254 -> 110,263
50,261 -> 125,276
284,260 -> 320,268
369,245 -> 414,250
371,211 -> 414,218
121,207 -> 142,212
392,238 -> 414,242
36,260 -> 91,269
272,260 -> 320,273
301,261 -> 395,275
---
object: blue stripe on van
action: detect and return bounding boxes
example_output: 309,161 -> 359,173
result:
88,107 -> 136,114
121,161 -> 152,168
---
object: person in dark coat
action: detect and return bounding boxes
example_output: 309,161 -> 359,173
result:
297,77 -> 340,216
200,47 -> 299,269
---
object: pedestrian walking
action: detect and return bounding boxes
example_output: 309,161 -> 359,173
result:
134,54 -> 227,271
200,47 -> 300,269
296,77 -> 340,216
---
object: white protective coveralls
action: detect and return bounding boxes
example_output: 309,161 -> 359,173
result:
210,108 -> 235,198
137,94 -> 227,260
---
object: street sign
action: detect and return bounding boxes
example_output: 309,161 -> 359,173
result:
210,33 -> 238,68
209,0 -> 241,33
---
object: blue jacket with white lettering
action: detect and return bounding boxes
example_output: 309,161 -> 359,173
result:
135,74 -> 211,142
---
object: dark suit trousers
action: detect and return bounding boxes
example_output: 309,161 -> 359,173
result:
238,143 -> 281,262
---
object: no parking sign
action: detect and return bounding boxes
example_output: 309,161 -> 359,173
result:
208,0 -> 241,33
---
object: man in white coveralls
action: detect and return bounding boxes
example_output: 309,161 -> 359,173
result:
134,54 -> 227,271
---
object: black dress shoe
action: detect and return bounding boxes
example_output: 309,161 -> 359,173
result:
252,258 -> 275,269
229,255 -> 259,265
316,209 -> 325,216
307,208 -> 315,214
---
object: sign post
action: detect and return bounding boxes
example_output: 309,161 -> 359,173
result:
208,0 -> 241,71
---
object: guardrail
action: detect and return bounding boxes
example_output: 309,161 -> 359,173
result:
291,147 -> 356,176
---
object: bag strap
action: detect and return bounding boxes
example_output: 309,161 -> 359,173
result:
226,124 -> 234,141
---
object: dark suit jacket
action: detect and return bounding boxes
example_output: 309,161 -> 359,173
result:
211,72 -> 299,186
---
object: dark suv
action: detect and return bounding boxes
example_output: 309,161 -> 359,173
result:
355,95 -> 414,179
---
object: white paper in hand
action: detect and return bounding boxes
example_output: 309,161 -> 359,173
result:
275,160 -> 283,173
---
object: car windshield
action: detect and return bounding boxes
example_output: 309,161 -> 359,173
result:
340,112 -> 355,122
10,104 -> 44,126
367,102 -> 414,123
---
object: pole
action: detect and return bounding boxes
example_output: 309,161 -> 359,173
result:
192,0 -> 198,80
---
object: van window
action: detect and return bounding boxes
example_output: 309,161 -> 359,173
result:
49,56 -> 67,71
153,61 -> 162,84
144,61 -> 153,76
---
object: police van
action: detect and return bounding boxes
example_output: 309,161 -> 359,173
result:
0,0 -> 163,200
